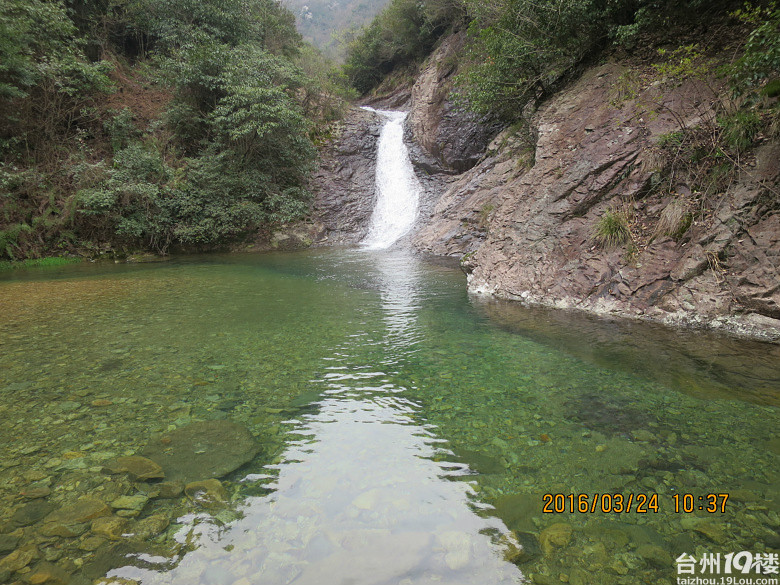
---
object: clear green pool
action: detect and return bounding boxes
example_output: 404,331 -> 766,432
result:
0,249 -> 777,585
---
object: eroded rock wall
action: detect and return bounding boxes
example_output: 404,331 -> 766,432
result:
410,61 -> 780,340
310,107 -> 382,245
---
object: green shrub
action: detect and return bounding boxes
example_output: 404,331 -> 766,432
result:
593,208 -> 632,249
719,110 -> 762,151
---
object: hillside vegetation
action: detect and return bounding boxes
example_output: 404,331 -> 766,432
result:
344,0 -> 779,122
282,0 -> 391,60
0,0 -> 352,261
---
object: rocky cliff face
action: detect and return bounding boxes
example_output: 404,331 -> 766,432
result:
411,60 -> 780,340
310,107 -> 382,245
310,38 -> 779,340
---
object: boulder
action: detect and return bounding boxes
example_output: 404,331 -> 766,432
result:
141,420 -> 260,483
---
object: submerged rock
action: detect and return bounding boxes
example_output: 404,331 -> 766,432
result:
12,501 -> 55,527
0,533 -> 20,554
0,543 -> 38,572
185,479 -> 228,507
25,562 -> 71,585
41,497 -> 111,537
91,516 -> 129,540
102,456 -> 164,481
130,514 -> 169,540
141,420 -> 260,483
539,523 -> 573,555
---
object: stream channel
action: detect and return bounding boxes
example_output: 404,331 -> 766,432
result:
0,110 -> 778,585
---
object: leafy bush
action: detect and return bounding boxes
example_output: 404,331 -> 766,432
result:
729,3 -> 780,97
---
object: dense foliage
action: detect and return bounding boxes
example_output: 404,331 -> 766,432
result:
343,0 -> 464,94
342,0 -> 773,119
1,0 -> 350,260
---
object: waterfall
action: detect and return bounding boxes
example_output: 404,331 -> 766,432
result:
362,108 -> 421,249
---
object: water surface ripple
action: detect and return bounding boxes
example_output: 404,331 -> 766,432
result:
0,249 -> 777,585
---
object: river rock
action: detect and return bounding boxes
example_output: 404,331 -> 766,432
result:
492,493 -> 543,534
141,420 -> 260,483
131,514 -> 169,540
42,497 -> 111,536
21,486 -> 51,500
630,429 -> 657,443
110,495 -> 148,513
12,501 -> 56,527
0,544 -> 38,572
539,523 -> 573,555
0,534 -> 19,554
184,479 -> 227,507
636,544 -> 672,567
102,456 -> 164,481
26,562 -> 70,585
155,481 -> 183,499
91,516 -> 129,540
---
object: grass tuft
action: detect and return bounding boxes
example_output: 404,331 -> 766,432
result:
593,207 -> 632,249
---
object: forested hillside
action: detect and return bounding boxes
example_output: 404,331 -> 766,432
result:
344,0 -> 779,122
0,0 -> 351,262
282,0 -> 390,60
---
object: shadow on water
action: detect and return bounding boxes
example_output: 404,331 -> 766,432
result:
473,296 -> 780,406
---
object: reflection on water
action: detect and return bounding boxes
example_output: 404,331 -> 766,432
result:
0,249 -> 777,585
112,396 -> 522,584
107,250 -> 524,584
475,297 -> 780,406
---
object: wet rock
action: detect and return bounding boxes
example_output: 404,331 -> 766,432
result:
91,517 -> 129,540
155,481 -> 184,499
504,531 -> 541,565
310,107 -> 382,244
78,536 -> 106,551
539,523 -> 573,555
12,501 -> 56,527
130,514 -> 169,540
636,544 -> 672,567
20,487 -> 51,500
493,493 -> 544,533
39,522 -> 88,538
680,517 -> 728,544
0,544 -> 39,572
41,548 -> 62,563
110,495 -> 148,513
460,449 -> 505,475
42,497 -> 111,537
184,479 -> 227,507
0,534 -> 20,554
630,429 -> 657,443
22,471 -> 49,483
141,420 -> 260,483
102,456 -> 164,482
24,562 -> 70,585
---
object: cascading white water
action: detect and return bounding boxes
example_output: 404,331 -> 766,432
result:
362,108 -> 421,249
